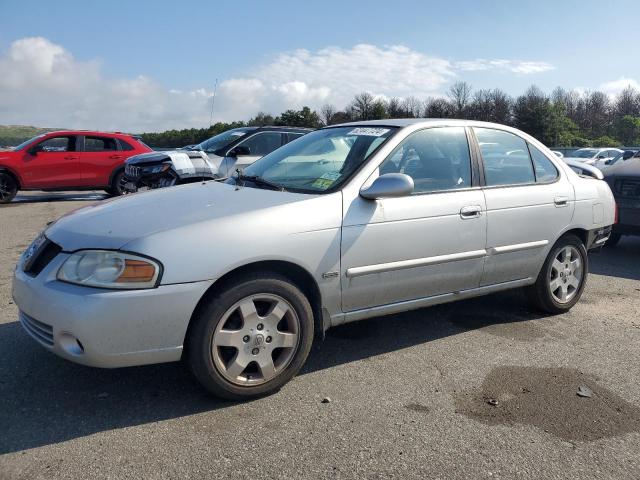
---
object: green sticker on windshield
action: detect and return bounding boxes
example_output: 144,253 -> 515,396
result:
311,171 -> 341,189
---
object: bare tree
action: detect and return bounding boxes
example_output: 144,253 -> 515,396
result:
447,81 -> 472,117
615,85 -> 640,118
350,92 -> 376,120
585,91 -> 611,138
320,103 -> 336,126
424,97 -> 453,118
387,97 -> 403,118
488,89 -> 512,124
401,96 -> 422,117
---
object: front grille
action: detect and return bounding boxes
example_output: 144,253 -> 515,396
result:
20,312 -> 54,346
125,164 -> 141,177
23,239 -> 62,277
615,178 -> 640,198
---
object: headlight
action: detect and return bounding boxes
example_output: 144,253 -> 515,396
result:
57,250 -> 161,289
143,164 -> 171,174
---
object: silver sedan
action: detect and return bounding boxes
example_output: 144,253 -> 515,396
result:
13,119 -> 616,399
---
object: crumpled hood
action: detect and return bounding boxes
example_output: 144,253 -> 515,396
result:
46,181 -> 307,251
126,150 -> 224,178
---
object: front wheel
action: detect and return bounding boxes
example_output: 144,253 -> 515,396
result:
0,172 -> 18,203
106,170 -> 125,196
526,234 -> 588,314
186,273 -> 314,400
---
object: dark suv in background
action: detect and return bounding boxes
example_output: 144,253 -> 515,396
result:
122,126 -> 312,192
604,151 -> 640,246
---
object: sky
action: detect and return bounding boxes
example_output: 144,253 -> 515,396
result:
1,0 -> 639,132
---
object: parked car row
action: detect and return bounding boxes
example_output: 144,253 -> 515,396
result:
0,127 -> 312,203
13,119 -> 616,399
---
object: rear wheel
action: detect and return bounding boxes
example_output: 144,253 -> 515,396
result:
526,234 -> 588,314
0,172 -> 18,203
187,273 -> 314,400
106,170 -> 125,196
605,232 -> 621,248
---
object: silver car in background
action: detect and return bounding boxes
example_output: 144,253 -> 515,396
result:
13,119 -> 616,399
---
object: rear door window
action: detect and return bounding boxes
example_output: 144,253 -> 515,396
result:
84,136 -> 118,152
475,128 -> 535,186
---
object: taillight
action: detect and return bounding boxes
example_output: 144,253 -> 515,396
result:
614,202 -> 618,224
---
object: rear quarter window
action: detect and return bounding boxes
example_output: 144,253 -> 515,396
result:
528,143 -> 559,183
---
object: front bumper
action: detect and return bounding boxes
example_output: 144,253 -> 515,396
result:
12,252 -> 213,368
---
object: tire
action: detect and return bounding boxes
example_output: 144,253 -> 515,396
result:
0,172 -> 18,203
605,232 -> 621,248
187,272 -> 314,400
106,170 -> 125,196
525,234 -> 588,314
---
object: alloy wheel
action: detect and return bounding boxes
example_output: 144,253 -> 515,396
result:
211,293 -> 300,386
549,245 -> 583,304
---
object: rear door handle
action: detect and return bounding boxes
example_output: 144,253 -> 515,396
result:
64,155 -> 79,160
109,154 -> 123,159
460,205 -> 482,219
554,196 -> 569,207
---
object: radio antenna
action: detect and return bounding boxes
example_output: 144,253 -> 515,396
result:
209,79 -> 218,127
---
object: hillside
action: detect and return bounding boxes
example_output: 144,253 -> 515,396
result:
0,125 -> 61,147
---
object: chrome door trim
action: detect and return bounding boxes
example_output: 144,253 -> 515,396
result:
489,240 -> 549,255
339,277 -> 533,324
345,249 -> 487,278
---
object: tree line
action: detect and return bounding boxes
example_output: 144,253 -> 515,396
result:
140,82 -> 640,148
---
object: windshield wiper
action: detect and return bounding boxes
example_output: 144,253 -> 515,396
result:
234,169 -> 286,191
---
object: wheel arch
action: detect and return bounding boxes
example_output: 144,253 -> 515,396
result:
183,260 -> 325,356
0,166 -> 22,189
108,165 -> 125,187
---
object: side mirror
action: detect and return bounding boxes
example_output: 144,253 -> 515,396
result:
597,155 -> 606,160
228,145 -> 251,157
360,173 -> 414,200
29,144 -> 43,155
622,151 -> 634,160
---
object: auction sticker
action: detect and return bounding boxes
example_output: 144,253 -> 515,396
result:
311,171 -> 341,189
347,127 -> 390,137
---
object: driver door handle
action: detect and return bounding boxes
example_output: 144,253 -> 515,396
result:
460,205 -> 482,219
554,196 -> 569,207
109,154 -> 123,159
64,155 -> 79,160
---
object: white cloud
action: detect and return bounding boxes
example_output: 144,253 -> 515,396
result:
455,59 -> 555,74
599,77 -> 640,95
0,37 -> 555,132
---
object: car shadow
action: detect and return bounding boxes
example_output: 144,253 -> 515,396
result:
589,235 -> 640,281
8,192 -> 109,204
0,290 -> 538,454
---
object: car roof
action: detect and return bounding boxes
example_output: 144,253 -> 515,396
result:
254,126 -> 314,132
41,130 -> 135,137
328,118 -> 520,129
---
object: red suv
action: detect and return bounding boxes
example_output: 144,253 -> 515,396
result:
0,131 -> 152,203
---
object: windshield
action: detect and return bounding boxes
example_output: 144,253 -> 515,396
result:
573,149 -> 598,158
194,128 -> 255,154
237,126 -> 397,193
13,134 -> 47,151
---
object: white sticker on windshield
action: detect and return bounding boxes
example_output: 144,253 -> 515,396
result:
347,127 -> 390,137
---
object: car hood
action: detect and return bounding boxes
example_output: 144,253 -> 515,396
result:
45,181 -> 317,251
